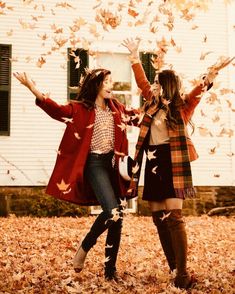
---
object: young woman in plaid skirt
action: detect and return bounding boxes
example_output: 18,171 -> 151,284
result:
123,38 -> 234,289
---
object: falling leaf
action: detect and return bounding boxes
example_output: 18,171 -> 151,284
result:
55,2 -> 75,9
6,29 -> 13,36
36,56 -> 46,68
147,150 -> 156,161
105,244 -> 113,249
117,123 -> 127,132
132,162 -> 139,174
152,166 -> 158,174
160,211 -> 171,221
63,188 -> 71,194
191,24 -> 199,30
86,124 -> 94,129
56,150 -> 61,155
200,51 -> 213,60
120,198 -> 127,208
198,126 -> 213,137
104,256 -> 111,263
128,8 -> 139,18
208,146 -> 217,154
56,179 -> 70,191
74,132 -> 81,140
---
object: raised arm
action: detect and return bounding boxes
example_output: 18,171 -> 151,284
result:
14,72 -> 73,121
182,56 -> 235,123
122,38 -> 154,101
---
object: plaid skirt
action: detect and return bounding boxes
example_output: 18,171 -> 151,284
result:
142,144 -> 177,201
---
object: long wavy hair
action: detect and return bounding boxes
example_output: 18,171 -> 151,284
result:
143,69 -> 186,130
75,68 -> 111,109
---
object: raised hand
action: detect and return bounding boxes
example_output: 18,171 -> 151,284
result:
212,56 -> 235,72
121,37 -> 141,60
204,56 -> 235,85
13,72 -> 35,90
13,72 -> 44,101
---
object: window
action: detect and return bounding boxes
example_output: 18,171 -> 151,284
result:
67,48 -> 88,100
95,52 -> 132,107
140,52 -> 156,106
0,44 -> 11,136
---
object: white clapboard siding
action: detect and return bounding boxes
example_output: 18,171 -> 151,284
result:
0,0 -> 234,187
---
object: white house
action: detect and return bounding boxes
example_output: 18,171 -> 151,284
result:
0,0 -> 234,213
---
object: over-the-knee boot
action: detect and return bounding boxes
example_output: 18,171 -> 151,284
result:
167,209 -> 193,289
104,216 -> 123,280
152,210 -> 176,272
74,210 -> 115,272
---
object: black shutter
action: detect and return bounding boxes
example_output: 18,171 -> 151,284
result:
140,52 -> 155,106
0,44 -> 11,135
67,48 -> 88,100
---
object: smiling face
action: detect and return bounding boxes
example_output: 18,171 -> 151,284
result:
98,74 -> 113,99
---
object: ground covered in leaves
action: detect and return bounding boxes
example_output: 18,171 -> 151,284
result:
0,214 -> 234,294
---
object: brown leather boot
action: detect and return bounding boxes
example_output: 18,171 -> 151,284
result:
152,210 -> 176,272
167,209 -> 193,289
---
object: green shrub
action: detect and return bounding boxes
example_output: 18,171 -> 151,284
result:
25,194 -> 89,217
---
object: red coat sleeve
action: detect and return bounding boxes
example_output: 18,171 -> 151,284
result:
35,97 -> 73,122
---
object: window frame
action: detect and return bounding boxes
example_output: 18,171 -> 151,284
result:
0,44 -> 12,136
67,47 -> 89,101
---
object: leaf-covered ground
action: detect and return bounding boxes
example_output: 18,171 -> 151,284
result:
0,214 -> 234,294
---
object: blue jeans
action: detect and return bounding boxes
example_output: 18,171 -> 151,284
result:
82,151 -> 123,276
84,151 -> 120,213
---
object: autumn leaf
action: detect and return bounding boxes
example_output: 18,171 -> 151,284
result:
200,51 -> 213,60
132,162 -> 139,174
86,124 -> 94,129
198,126 -> 213,137
62,117 -> 73,124
74,132 -> 81,140
147,150 -> 156,161
55,2 -> 75,9
160,211 -> 171,221
56,179 -> 70,191
117,123 -> 127,132
36,56 -> 46,68
128,8 -> 139,18
152,166 -> 158,174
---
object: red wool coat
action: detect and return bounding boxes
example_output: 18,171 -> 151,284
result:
36,97 -> 139,206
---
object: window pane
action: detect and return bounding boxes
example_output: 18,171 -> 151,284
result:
67,48 -> 88,100
0,90 -> 9,133
113,93 -> 132,107
96,53 -> 131,91
0,44 -> 11,135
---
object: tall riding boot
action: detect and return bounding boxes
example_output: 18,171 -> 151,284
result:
167,209 -> 193,289
152,210 -> 176,272
104,216 -> 123,280
73,210 -> 115,272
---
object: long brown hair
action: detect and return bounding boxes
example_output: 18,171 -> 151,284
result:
75,68 -> 111,109
143,69 -> 185,130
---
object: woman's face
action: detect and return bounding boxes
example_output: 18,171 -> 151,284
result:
98,74 -> 113,99
151,75 -> 162,97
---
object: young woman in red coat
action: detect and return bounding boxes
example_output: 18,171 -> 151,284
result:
14,68 -> 139,281
122,38 -> 234,289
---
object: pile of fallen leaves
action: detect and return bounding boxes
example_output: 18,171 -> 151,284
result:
0,214 -> 234,293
